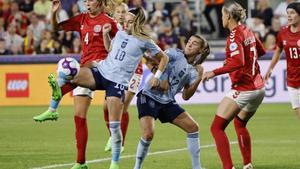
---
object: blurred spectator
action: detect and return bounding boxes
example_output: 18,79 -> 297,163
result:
3,23 -> 24,54
23,27 -> 35,54
171,14 -> 188,49
268,17 -> 281,36
35,39 -> 50,54
62,31 -> 75,53
128,0 -> 146,8
0,18 -> 5,38
8,1 -> 29,37
263,33 -> 276,51
19,0 -> 34,13
158,21 -> 179,50
33,0 -> 51,18
0,38 -> 12,55
252,0 -> 273,27
202,0 -> 225,37
43,29 -> 55,53
1,1 -> 11,26
71,3 -> 81,17
76,0 -> 87,13
274,0 -> 297,26
55,4 -> 69,23
171,0 -> 194,32
70,37 -> 81,54
52,38 -> 62,54
28,13 -> 46,47
60,0 -> 77,16
248,13 -> 266,39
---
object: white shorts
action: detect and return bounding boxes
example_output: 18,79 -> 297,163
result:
226,88 -> 265,113
73,86 -> 94,99
127,73 -> 142,93
287,86 -> 300,109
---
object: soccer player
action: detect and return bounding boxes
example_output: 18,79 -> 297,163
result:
265,2 -> 300,118
33,0 -> 118,168
202,2 -> 266,169
103,2 -> 143,153
133,35 -> 210,169
47,7 -> 169,169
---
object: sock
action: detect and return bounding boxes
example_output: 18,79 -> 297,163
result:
109,121 -> 122,163
210,115 -> 233,169
103,107 -> 110,135
234,117 -> 251,165
187,132 -> 201,169
74,116 -> 88,164
121,111 -> 129,146
134,138 -> 151,169
48,83 -> 75,112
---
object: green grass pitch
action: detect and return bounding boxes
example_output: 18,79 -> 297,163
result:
0,103 -> 300,169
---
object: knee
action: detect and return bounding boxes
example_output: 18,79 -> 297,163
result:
187,122 -> 199,133
143,131 -> 154,142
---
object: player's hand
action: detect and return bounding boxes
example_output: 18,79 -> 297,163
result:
52,0 -> 61,13
195,65 -> 204,77
102,23 -> 112,35
264,69 -> 272,83
160,80 -> 169,91
202,71 -> 215,81
150,77 -> 160,89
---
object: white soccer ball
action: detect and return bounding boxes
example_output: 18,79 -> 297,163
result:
57,57 -> 80,80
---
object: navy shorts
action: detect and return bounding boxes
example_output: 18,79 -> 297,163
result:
90,67 -> 125,98
136,92 -> 185,123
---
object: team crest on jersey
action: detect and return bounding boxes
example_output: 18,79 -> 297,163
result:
94,25 -> 102,33
229,42 -> 238,51
297,39 -> 300,47
283,40 -> 287,46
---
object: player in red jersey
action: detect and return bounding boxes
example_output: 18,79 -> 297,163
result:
202,2 -> 266,169
265,2 -> 300,118
33,0 -> 118,168
102,2 -> 144,152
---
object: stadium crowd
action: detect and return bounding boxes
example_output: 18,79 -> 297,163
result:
0,0 -> 297,55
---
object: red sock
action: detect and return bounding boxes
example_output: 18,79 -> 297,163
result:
210,115 -> 233,169
121,111 -> 129,146
234,117 -> 251,165
61,83 -> 76,96
103,107 -> 110,135
74,116 -> 88,164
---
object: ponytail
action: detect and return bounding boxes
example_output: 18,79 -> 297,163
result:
129,7 -> 151,40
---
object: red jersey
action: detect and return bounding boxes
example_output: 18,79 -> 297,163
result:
276,25 -> 300,88
59,12 -> 118,65
213,24 -> 266,91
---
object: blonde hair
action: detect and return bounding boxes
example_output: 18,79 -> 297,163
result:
223,1 -> 246,23
129,7 -> 151,40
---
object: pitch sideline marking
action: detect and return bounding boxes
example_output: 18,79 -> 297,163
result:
31,141 -> 238,169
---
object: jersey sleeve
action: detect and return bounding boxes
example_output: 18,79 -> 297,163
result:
188,68 -> 198,85
144,39 -> 161,57
59,14 -> 83,32
255,36 -> 266,58
213,37 -> 245,75
164,48 -> 178,62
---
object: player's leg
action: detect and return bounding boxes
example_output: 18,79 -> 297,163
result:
103,99 -> 113,152
134,93 -> 158,169
106,95 -> 123,169
172,111 -> 201,169
287,86 -> 300,118
71,87 -> 93,169
211,94 -> 241,169
234,88 -> 265,169
134,116 -> 155,169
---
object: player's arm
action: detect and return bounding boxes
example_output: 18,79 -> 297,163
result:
102,23 -> 113,51
51,0 -> 62,32
182,65 -> 203,100
264,46 -> 283,81
255,36 -> 267,58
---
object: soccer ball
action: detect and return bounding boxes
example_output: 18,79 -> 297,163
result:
57,57 -> 80,80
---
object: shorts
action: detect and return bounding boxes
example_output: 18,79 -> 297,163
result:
287,86 -> 300,109
73,86 -> 94,99
226,88 -> 265,113
90,67 -> 125,98
136,92 -> 185,123
128,73 -> 142,93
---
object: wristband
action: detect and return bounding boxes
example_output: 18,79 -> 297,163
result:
154,70 -> 162,79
